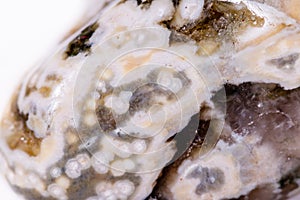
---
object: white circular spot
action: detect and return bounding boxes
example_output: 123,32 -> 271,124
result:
65,159 -> 81,179
50,167 -> 62,178
114,179 -> 135,197
47,183 -> 67,200
76,153 -> 91,170
91,153 -> 110,174
122,159 -> 135,171
114,143 -> 132,158
110,160 -> 126,177
55,176 -> 71,190
93,163 -> 109,174
106,91 -> 132,115
131,139 -> 147,154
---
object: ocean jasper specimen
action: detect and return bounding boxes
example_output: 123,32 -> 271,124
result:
0,0 -> 300,200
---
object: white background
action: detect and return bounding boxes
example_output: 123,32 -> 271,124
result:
0,0 -> 90,199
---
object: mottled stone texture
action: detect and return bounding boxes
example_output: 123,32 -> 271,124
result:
148,82 -> 300,199
1,0 -> 300,199
224,82 -> 300,199
225,82 -> 300,159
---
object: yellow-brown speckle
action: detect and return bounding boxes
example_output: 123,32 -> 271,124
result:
39,86 -> 52,98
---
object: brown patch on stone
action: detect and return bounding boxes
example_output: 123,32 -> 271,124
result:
64,22 -> 99,59
25,86 -> 37,97
7,130 -> 41,157
39,86 -> 52,98
129,83 -> 175,115
46,74 -> 63,83
96,105 -> 117,132
166,1 -> 264,48
6,98 -> 41,157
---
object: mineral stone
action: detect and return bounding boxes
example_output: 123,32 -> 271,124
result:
0,0 -> 300,200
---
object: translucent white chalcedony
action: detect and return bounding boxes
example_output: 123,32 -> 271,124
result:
65,159 -> 82,179
104,91 -> 132,115
157,70 -> 183,93
50,167 -> 62,178
91,151 -> 114,174
76,153 -> 91,170
47,183 -> 68,200
0,0 -> 300,200
113,180 -> 136,199
173,0 -> 204,27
